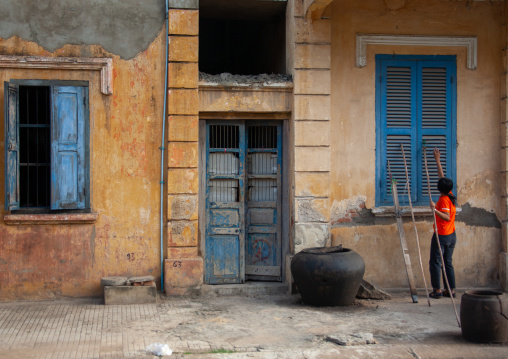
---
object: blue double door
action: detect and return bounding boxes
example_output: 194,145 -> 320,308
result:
205,121 -> 282,284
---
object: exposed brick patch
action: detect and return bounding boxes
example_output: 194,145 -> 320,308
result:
330,196 -> 367,224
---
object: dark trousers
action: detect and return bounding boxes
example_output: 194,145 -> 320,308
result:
429,232 -> 456,290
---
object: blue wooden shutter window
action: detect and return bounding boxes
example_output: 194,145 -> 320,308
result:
376,55 -> 456,206
4,82 -> 20,210
51,86 -> 87,209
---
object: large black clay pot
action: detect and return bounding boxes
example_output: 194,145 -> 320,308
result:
291,246 -> 365,306
460,290 -> 508,343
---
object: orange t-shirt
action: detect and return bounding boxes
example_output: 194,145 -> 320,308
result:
434,194 -> 456,235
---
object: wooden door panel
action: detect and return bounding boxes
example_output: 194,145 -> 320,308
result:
206,235 -> 241,284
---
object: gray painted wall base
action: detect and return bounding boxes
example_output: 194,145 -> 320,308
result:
104,286 -> 157,305
168,0 -> 199,9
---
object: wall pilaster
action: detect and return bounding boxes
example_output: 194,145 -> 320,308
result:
500,2 -> 508,292
164,5 -> 203,296
290,0 -> 332,252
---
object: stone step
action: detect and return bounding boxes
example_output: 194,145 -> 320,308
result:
201,282 -> 290,297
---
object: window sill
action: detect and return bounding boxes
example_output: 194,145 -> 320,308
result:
3,212 -> 98,225
372,206 -> 462,218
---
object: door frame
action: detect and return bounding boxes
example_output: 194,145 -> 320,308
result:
198,117 -> 289,283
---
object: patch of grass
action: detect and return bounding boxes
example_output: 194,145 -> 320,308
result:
209,348 -> 235,354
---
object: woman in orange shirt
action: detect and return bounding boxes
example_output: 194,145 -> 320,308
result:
429,148 -> 457,299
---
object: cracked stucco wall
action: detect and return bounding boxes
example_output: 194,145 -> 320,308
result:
0,1 -> 166,299
0,0 -> 165,59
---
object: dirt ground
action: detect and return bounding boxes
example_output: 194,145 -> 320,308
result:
0,290 -> 507,358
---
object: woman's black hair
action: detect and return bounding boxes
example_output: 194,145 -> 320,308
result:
437,177 -> 456,206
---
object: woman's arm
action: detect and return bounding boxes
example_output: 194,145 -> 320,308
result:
430,200 -> 451,221
433,148 -> 445,178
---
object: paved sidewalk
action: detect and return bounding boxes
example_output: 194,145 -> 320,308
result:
0,290 -> 506,358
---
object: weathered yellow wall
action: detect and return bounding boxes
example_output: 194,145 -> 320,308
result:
329,0 -> 504,288
0,32 -> 166,300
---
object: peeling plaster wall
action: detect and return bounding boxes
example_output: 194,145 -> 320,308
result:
329,0 -> 504,288
0,0 -> 165,60
0,29 -> 165,299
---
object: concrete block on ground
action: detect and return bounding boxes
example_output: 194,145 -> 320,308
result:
104,285 -> 157,305
101,276 -> 128,286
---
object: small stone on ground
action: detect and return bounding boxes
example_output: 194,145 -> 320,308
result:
325,332 -> 377,346
128,275 -> 155,284
356,279 -> 391,300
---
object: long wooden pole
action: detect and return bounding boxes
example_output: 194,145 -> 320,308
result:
388,161 -> 418,303
423,146 -> 461,327
401,144 -> 431,307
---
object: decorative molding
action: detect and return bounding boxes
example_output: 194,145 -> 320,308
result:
304,0 -> 335,20
356,34 -> 477,70
0,55 -> 113,95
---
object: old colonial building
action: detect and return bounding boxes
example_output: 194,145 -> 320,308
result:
1,0 -> 507,300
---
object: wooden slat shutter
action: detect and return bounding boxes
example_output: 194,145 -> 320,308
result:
418,63 -> 455,201
377,56 -> 456,206
51,86 -> 86,209
379,62 -> 417,204
4,82 -> 20,210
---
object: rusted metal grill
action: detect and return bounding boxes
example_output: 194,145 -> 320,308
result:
248,126 -> 276,149
209,125 -> 239,149
19,86 -> 51,208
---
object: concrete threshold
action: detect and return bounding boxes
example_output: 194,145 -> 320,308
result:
201,281 -> 289,297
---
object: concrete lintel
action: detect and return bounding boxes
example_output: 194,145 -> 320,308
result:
356,34 -> 477,70
168,0 -> 199,9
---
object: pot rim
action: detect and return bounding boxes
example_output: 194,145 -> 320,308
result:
464,290 -> 504,297
301,246 -> 352,254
